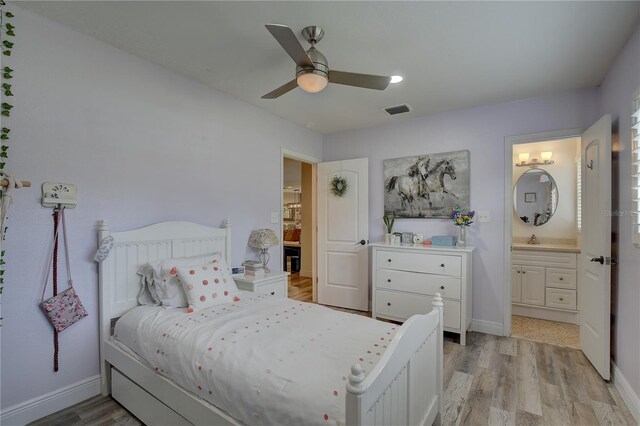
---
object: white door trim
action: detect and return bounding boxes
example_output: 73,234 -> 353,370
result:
280,148 -> 321,300
503,128 -> 583,336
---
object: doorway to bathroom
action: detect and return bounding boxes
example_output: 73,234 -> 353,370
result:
508,135 -> 582,348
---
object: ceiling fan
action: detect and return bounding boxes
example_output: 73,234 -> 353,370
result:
262,24 -> 392,99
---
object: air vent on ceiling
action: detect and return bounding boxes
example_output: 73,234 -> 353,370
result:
383,104 -> 412,116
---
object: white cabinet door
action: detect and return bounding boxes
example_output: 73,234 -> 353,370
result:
521,266 -> 545,306
511,266 -> 522,303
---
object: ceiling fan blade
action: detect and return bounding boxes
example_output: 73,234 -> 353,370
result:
265,24 -> 315,69
329,70 -> 391,90
261,79 -> 299,99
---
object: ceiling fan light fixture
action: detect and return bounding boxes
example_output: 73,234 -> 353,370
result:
297,72 -> 328,93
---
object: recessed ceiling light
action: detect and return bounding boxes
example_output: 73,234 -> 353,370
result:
390,75 -> 404,84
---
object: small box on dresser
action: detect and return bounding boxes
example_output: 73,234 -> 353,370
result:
233,271 -> 290,298
370,242 -> 474,345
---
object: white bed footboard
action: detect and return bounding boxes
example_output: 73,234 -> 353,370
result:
346,294 -> 444,426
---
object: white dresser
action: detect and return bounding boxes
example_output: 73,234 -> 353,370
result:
370,243 -> 474,345
512,246 -> 580,324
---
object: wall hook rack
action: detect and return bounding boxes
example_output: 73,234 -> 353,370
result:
42,182 -> 77,208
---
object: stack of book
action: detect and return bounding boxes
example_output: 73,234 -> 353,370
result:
244,260 -> 265,277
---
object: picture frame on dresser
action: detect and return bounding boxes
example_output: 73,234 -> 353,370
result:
370,242 -> 474,345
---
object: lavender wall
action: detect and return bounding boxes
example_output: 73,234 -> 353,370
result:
323,89 -> 600,326
1,8 -> 322,412
600,22 -> 640,400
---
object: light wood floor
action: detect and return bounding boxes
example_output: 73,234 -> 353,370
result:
31,330 -> 635,426
288,273 -> 313,302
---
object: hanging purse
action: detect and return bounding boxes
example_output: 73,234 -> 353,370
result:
40,208 -> 88,333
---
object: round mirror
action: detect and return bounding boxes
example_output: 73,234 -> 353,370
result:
513,169 -> 558,226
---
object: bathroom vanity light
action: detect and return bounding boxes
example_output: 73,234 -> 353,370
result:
516,151 -> 554,168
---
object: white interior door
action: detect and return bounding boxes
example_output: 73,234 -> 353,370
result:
317,158 -> 369,311
580,114 -> 612,380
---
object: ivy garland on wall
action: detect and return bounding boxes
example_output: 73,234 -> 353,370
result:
0,0 -> 14,308
330,176 -> 348,197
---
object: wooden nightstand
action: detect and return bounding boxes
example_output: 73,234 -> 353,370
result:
233,271 -> 290,298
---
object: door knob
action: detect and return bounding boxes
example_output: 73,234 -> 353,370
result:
387,279 -> 391,283
356,239 -> 368,246
440,264 -> 445,268
590,256 -> 605,265
271,291 -> 275,296
387,302 -> 391,306
388,259 -> 392,262
440,285 -> 445,290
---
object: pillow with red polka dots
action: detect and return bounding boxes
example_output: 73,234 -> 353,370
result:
146,253 -> 224,308
176,259 -> 240,312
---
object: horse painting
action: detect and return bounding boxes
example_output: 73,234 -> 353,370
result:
384,156 -> 430,216
384,150 -> 470,218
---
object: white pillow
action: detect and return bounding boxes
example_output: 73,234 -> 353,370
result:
176,257 -> 239,312
146,253 -> 224,307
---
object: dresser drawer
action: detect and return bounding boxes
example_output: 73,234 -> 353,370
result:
256,281 -> 287,298
545,288 -> 576,310
546,268 -> 576,290
512,250 -> 577,269
376,250 -> 461,277
376,269 -> 461,299
375,290 -> 461,330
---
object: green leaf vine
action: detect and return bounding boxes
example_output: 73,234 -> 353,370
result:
0,0 -> 14,315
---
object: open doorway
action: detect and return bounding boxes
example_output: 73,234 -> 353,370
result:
506,134 -> 582,348
282,153 -> 317,303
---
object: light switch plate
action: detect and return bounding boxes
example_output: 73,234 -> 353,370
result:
477,210 -> 490,223
271,212 -> 280,224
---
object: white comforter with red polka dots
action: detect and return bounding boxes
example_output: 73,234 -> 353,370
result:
114,291 -> 398,426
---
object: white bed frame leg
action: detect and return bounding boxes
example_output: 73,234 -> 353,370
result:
98,220 -> 112,396
433,292 -> 444,426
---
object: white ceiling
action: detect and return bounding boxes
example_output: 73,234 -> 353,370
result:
19,1 -> 640,134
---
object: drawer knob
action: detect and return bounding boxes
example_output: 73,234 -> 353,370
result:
517,270 -> 521,274
522,271 -> 526,274
440,285 -> 445,290
387,302 -> 391,306
559,277 -> 564,281
440,263 -> 445,267
387,259 -> 392,262
271,291 -> 275,296
559,297 -> 564,301
387,279 -> 391,283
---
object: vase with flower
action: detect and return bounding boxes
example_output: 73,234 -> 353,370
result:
450,206 -> 475,248
383,214 -> 395,244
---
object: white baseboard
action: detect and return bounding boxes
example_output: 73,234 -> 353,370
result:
471,319 -> 504,336
611,360 -> 640,423
1,375 -> 100,426
512,304 -> 579,325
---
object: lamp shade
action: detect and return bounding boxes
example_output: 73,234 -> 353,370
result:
297,73 -> 328,93
248,229 -> 279,249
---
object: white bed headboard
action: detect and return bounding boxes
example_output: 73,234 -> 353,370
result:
97,219 -> 231,393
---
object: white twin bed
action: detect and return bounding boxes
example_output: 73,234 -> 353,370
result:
98,220 -> 444,426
